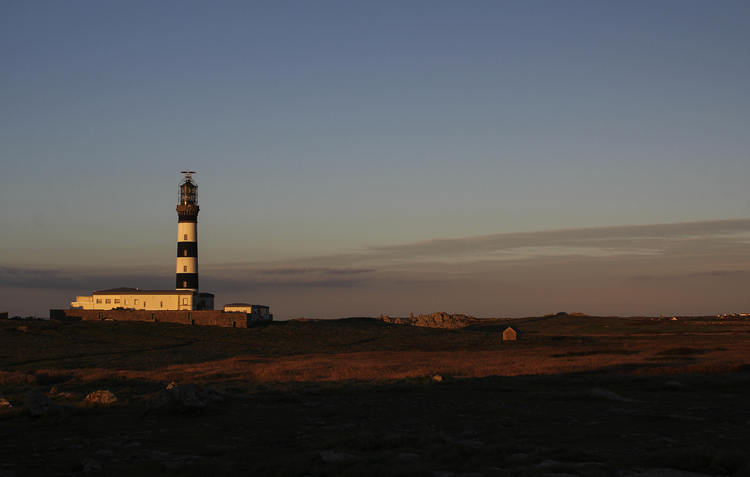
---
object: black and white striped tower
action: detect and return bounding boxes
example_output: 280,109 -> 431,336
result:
176,171 -> 199,291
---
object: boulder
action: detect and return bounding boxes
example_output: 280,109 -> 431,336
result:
167,382 -> 205,410
85,390 -> 118,406
320,450 -> 356,463
157,382 -> 223,412
588,388 -> 641,403
665,380 -> 685,390
81,458 -> 102,473
396,452 -> 420,462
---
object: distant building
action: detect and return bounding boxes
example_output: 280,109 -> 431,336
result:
502,326 -> 518,341
224,303 -> 272,321
71,287 -> 214,311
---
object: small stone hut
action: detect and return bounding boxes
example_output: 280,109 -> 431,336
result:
502,326 -> 518,341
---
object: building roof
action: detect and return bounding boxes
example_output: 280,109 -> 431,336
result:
93,288 -> 195,295
224,303 -> 269,308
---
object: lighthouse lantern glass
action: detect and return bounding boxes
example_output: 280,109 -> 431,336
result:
178,175 -> 198,205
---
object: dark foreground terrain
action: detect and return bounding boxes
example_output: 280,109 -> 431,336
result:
1,315 -> 750,476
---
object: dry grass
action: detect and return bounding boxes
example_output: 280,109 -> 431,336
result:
8,336 -> 750,388
2,315 -> 750,389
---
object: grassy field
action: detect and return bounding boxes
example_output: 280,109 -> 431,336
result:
2,315 -> 750,475
2,314 -> 748,380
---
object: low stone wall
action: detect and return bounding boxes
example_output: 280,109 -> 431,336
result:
50,309 -> 249,328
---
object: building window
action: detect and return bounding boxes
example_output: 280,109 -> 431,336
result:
105,299 -> 111,304
184,265 -> 188,272
114,299 -> 120,304
184,234 -> 188,240
183,249 -> 188,256
95,299 -> 102,304
183,281 -> 187,288
182,298 -> 188,305
134,299 -> 139,305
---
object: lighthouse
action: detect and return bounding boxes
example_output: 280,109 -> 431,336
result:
66,170 -> 277,318
69,170 -> 215,311
176,171 -> 199,291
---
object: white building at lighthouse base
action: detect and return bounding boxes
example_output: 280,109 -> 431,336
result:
71,288 -> 214,311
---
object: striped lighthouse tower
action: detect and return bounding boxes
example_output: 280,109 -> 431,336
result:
176,171 -> 199,291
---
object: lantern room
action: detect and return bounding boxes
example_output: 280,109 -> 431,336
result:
179,171 -> 198,206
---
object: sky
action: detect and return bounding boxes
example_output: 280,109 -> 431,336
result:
1,1 -> 749,318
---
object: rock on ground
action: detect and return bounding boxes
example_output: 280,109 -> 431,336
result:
588,388 -> 640,403
167,383 -> 204,410
619,469 -> 716,477
81,458 -> 102,473
320,450 -> 356,463
156,382 -> 223,412
85,390 -> 118,406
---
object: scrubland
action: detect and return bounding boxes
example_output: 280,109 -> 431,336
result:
1,314 -> 750,476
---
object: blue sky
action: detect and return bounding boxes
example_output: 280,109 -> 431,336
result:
1,1 -> 749,317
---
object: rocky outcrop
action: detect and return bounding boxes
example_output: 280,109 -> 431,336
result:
379,312 -> 478,329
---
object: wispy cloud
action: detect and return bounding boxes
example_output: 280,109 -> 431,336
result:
0,266 -> 171,291
364,218 -> 750,262
203,274 -> 371,292
259,267 -> 376,276
629,269 -> 750,281
206,219 -> 750,272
